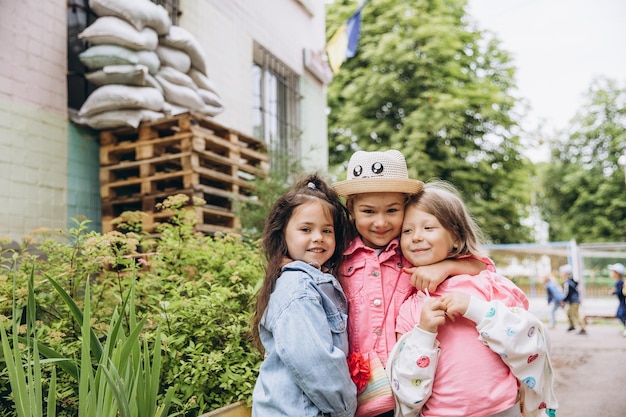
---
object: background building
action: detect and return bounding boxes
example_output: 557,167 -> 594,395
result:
0,0 -> 332,241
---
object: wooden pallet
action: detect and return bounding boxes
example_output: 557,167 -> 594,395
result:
99,113 -> 194,146
99,113 -> 268,235
102,204 -> 236,234
101,184 -> 256,219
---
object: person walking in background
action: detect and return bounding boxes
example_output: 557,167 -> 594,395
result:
387,181 -> 558,417
560,264 -> 587,335
608,263 -> 626,337
542,273 -> 564,329
251,174 -> 357,417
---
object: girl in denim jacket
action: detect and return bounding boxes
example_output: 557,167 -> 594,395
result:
251,174 -> 357,417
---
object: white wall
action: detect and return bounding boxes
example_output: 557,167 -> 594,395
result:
179,0 -> 330,171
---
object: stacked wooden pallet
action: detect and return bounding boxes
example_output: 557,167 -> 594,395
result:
100,112 -> 268,234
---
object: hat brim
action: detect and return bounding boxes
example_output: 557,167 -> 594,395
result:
332,178 -> 424,197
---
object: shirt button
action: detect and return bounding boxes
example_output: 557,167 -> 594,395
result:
339,322 -> 345,329
347,266 -> 353,272
373,299 -> 382,307
374,328 -> 382,335
397,262 -> 403,268
372,270 -> 379,277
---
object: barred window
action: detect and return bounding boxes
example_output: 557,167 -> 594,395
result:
252,44 -> 302,176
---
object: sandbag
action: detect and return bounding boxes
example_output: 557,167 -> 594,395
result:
197,88 -> 223,108
79,44 -> 160,74
78,16 -> 158,51
78,85 -> 164,117
89,0 -> 171,35
160,26 -> 208,74
155,74 -> 204,111
75,109 -> 164,129
188,68 -> 220,97
85,64 -> 149,87
156,45 -> 191,73
157,66 -> 197,90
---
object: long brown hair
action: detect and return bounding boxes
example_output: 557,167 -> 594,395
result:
250,173 -> 354,352
405,180 -> 486,259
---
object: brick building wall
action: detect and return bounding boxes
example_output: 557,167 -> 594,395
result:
0,0 -> 69,241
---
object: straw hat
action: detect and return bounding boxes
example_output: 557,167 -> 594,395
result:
332,150 -> 423,197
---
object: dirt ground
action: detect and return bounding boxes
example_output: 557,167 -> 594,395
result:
548,319 -> 626,416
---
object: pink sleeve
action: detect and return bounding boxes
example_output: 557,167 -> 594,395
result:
479,256 -> 497,272
456,254 -> 497,272
484,270 -> 529,309
396,293 -> 425,335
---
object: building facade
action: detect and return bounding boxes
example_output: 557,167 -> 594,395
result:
0,0 -> 332,241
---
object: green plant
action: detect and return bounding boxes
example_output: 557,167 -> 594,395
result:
0,264 -> 173,417
234,153 -> 304,239
0,268 -> 57,417
1,196 -> 265,416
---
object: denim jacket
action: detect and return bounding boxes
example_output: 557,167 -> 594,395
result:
252,261 -> 357,417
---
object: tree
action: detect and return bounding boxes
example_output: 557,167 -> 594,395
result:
326,0 -> 533,243
539,77 -> 626,243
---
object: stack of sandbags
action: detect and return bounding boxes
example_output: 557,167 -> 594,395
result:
73,0 -> 224,130
157,26 -> 224,117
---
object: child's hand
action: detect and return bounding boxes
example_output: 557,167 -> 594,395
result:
418,297 -> 447,333
404,264 -> 449,293
440,292 -> 471,321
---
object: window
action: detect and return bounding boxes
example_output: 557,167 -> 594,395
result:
252,44 -> 302,176
67,0 -> 97,111
153,0 -> 181,25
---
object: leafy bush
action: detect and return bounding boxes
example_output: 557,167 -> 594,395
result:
0,195 -> 264,416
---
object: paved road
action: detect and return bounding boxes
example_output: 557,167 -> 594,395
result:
529,297 -> 626,417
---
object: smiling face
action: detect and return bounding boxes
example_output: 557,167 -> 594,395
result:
348,192 -> 406,249
400,204 -> 459,266
284,199 -> 336,267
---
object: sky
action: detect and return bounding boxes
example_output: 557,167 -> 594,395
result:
466,0 -> 626,161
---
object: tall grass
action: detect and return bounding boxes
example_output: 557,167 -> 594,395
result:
1,267 -> 173,416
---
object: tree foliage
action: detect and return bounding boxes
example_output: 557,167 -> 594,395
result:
538,77 -> 626,243
326,0 -> 533,243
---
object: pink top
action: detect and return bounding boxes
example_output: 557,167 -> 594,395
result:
340,237 -> 413,364
395,270 -> 529,417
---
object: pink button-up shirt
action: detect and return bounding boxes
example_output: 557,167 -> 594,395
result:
340,237 -> 413,364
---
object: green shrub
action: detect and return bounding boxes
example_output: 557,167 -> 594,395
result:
0,195 -> 264,416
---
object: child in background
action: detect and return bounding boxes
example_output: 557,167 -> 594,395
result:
608,263 -> 626,336
251,174 -> 357,417
542,273 -> 564,329
560,264 -> 587,335
332,150 -> 488,417
387,181 -> 558,417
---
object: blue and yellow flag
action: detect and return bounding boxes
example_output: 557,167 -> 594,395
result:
326,6 -> 364,74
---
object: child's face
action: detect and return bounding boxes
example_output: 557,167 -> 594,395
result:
400,204 -> 458,266
285,200 -> 335,267
349,192 -> 405,249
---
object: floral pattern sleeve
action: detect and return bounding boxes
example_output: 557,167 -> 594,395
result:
385,327 -> 439,417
